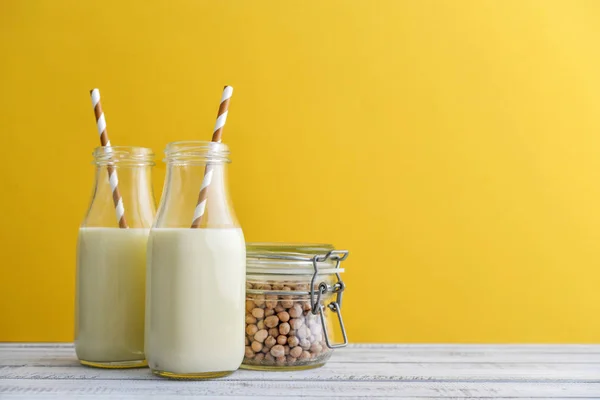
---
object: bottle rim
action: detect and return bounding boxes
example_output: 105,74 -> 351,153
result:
92,146 -> 155,166
164,140 -> 231,165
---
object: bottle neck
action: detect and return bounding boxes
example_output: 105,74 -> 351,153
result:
155,161 -> 238,229
84,163 -> 156,229
93,164 -> 155,196
93,145 -> 155,214
79,145 -> 156,228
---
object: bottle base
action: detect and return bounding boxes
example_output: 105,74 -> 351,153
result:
152,369 -> 235,380
80,359 -> 148,369
239,362 -> 325,371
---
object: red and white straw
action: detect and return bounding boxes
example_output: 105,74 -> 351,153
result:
90,89 -> 128,228
191,86 -> 233,228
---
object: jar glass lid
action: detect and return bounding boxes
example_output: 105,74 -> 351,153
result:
246,242 -> 347,275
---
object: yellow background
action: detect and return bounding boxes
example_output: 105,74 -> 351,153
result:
1,0 -> 600,343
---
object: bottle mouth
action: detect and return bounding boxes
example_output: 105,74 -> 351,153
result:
164,141 -> 231,165
93,146 -> 155,166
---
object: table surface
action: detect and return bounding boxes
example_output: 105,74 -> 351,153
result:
1,343 -> 599,399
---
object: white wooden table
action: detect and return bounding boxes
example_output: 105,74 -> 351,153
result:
1,343 -> 599,399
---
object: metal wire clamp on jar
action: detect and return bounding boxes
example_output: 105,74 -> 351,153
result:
242,243 -> 349,371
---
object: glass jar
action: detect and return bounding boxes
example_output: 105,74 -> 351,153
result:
242,243 -> 349,370
146,141 -> 246,379
75,146 -> 156,368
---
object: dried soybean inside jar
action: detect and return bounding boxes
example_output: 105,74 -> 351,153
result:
243,243 -> 349,371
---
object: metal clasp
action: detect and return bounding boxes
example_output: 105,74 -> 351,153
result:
310,250 -> 349,349
319,302 -> 347,349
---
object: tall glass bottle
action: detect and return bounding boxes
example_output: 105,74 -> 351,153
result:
76,146 -> 156,368
146,141 -> 246,379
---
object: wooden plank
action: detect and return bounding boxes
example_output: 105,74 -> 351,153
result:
1,378 -> 599,398
4,349 -> 600,367
4,342 -> 600,353
5,343 -> 600,357
1,362 -> 599,382
330,348 -> 600,363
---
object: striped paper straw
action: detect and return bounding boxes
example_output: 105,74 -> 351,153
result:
191,85 -> 233,228
90,89 -> 128,229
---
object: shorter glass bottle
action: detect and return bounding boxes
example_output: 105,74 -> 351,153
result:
75,146 -> 156,368
242,243 -> 349,370
146,141 -> 246,379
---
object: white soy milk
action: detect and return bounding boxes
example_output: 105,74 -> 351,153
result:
75,228 -> 149,364
145,228 -> 246,376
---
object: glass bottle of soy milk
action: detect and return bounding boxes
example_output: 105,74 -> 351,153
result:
76,146 -> 156,368
146,141 -> 246,379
